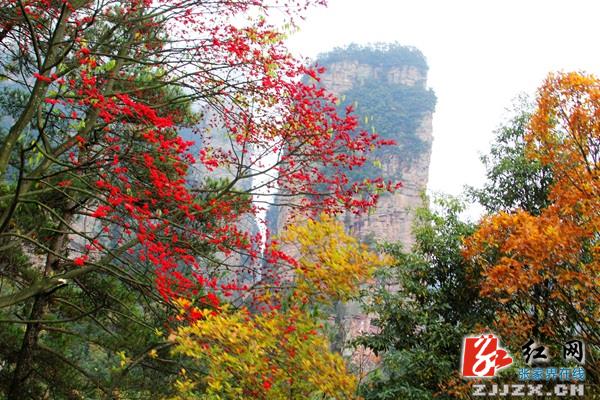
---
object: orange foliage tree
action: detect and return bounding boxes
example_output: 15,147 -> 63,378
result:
464,72 -> 599,379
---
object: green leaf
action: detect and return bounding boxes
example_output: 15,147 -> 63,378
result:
104,59 -> 116,71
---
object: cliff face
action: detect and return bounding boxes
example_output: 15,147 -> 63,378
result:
316,45 -> 436,359
345,113 -> 433,247
320,61 -> 426,93
268,46 -> 435,245
320,46 -> 435,249
265,44 -> 436,359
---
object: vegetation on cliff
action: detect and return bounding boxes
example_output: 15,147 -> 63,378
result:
319,43 -> 429,71
317,43 -> 436,183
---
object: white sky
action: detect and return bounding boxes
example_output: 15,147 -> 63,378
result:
286,0 -> 600,204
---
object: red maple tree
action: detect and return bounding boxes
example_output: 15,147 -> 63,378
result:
0,0 -> 397,339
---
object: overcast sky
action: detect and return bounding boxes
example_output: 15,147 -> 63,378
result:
286,0 -> 600,208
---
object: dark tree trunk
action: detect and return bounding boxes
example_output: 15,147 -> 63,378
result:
7,294 -> 47,400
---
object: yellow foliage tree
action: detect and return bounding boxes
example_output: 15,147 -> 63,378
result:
168,305 -> 357,399
167,215 -> 386,399
464,72 -> 599,378
277,213 -> 389,303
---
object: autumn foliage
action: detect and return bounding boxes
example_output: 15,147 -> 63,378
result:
170,305 -> 357,399
0,0 -> 398,397
4,0 -> 598,397
277,214 -> 390,303
168,216 -> 385,399
464,73 -> 600,368
0,0 -> 395,305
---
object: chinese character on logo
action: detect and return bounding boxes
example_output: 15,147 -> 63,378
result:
518,367 -> 530,381
545,367 -> 558,381
461,334 -> 513,377
521,338 -> 549,366
572,366 -> 586,381
563,339 -> 585,364
559,367 -> 570,381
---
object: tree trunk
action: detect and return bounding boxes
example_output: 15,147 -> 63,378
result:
7,294 -> 47,400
